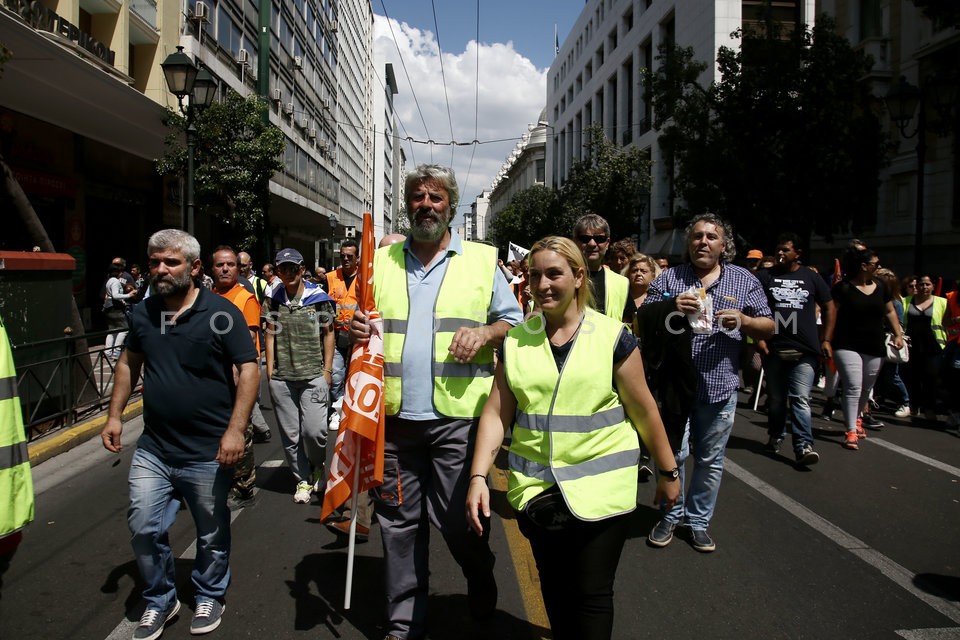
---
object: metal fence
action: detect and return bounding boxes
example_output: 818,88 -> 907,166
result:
11,330 -> 142,441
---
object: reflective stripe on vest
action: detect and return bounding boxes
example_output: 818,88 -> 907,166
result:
0,320 -> 36,536
503,308 -> 639,521
374,241 -> 497,418
603,269 -> 629,321
902,296 -> 948,348
327,268 -> 360,331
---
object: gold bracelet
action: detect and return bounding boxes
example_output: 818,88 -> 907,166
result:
323,368 -> 333,374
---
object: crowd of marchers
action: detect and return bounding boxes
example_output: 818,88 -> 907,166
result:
79,162 -> 960,640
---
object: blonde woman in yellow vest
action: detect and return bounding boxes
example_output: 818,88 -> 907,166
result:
466,236 -> 678,640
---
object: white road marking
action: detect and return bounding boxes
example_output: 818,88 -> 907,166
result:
725,459 -> 960,625
104,459 -> 286,638
896,629 -> 960,639
866,438 -> 960,478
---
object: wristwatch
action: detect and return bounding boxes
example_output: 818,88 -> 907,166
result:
658,467 -> 680,480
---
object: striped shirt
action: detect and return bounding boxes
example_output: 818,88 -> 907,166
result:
644,263 -> 771,403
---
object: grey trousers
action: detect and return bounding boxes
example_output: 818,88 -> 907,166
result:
269,376 -> 329,485
372,417 -> 494,639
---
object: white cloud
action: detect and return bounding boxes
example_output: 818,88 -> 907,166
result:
373,16 -> 546,222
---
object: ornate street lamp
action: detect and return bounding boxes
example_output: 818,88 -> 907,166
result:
161,46 -> 217,235
884,76 -> 926,275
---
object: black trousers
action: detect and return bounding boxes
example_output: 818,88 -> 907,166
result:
516,505 -> 630,640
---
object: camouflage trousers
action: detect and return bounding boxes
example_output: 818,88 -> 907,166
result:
232,422 -> 256,498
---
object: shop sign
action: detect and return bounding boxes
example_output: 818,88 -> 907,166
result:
3,0 -> 116,66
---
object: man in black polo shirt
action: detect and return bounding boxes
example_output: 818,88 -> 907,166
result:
102,229 -> 258,640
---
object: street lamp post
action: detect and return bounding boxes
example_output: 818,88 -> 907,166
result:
161,46 -> 217,235
885,74 -> 957,275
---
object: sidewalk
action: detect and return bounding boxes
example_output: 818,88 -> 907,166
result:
26,399 -> 143,466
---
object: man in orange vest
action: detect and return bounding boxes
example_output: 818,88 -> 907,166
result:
325,238 -> 360,415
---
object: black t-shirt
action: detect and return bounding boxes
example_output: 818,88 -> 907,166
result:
589,270 -> 607,315
127,287 -> 258,463
831,279 -> 891,357
758,265 -> 832,356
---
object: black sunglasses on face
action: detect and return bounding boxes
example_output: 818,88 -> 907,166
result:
577,234 -> 608,244
340,254 -> 356,260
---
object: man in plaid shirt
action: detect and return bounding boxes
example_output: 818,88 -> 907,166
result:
643,213 -> 774,553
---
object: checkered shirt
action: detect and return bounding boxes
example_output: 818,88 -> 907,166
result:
644,262 -> 772,403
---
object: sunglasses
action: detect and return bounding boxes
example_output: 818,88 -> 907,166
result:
577,234 -> 608,244
339,254 -> 356,260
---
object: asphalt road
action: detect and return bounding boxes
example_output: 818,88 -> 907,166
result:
3,391 -> 959,640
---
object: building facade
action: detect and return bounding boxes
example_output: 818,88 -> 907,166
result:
2,0 -> 377,326
547,0 -> 813,258
371,61 -> 398,238
818,0 -> 959,277
487,115 -> 549,233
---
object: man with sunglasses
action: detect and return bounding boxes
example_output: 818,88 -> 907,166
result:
572,213 -> 631,322
326,239 -> 360,412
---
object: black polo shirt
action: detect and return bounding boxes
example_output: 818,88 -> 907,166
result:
127,286 -> 257,463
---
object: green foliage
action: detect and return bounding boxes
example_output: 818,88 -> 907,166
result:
559,123 -> 653,240
156,91 -> 285,249
643,14 -> 891,253
490,184 -> 563,248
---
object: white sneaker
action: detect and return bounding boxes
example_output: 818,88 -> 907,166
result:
894,405 -> 911,418
293,481 -> 312,504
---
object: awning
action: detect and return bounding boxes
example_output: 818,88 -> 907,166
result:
0,10 -> 167,160
641,229 -> 685,258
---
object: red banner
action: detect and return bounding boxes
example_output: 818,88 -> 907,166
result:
321,212 -> 385,521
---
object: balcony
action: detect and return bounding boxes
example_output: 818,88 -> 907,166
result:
130,0 -> 157,29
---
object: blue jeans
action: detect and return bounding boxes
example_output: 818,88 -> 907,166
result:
662,394 -> 737,531
330,343 -> 349,412
765,353 -> 817,452
128,448 -> 232,611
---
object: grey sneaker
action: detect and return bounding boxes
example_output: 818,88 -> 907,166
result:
795,444 -> 820,466
133,600 -> 180,640
765,435 -> 785,454
190,598 -> 224,635
690,529 -> 716,553
647,519 -> 677,547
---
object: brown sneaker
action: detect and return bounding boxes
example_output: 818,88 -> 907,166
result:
326,519 -> 369,541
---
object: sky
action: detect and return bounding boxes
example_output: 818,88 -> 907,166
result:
372,0 -> 586,226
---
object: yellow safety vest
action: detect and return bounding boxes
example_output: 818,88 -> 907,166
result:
503,308 -> 640,521
0,317 -> 35,538
374,240 -> 497,418
902,296 -> 948,348
600,268 -> 629,321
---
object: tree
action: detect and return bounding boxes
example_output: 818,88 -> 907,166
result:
157,91 -> 285,249
490,184 -> 562,248
643,14 -> 890,253
559,123 -> 653,240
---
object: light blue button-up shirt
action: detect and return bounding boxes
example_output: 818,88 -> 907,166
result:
398,232 -> 523,420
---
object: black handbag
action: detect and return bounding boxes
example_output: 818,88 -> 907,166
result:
522,486 -> 574,531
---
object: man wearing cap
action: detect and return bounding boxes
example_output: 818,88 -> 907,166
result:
745,249 -> 764,272
351,164 -> 523,640
264,248 -> 336,504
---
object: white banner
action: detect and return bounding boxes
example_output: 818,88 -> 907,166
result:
507,242 -> 530,263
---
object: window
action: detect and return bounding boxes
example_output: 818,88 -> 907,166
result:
859,0 -> 882,40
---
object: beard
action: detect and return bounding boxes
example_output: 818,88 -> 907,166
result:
409,208 -> 450,242
150,269 -> 193,297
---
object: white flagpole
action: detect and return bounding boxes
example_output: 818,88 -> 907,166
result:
343,430 -> 362,610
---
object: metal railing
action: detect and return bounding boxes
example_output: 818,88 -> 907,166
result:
11,330 -> 142,441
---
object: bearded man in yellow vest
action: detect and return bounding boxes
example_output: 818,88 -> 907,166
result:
0,314 -> 35,598
350,164 -> 523,640
572,213 -> 631,323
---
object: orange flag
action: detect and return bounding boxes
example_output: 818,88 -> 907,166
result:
321,212 -> 385,521
831,258 -> 843,286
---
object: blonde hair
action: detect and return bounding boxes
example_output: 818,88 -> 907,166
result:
622,252 -> 661,279
529,236 -> 594,312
